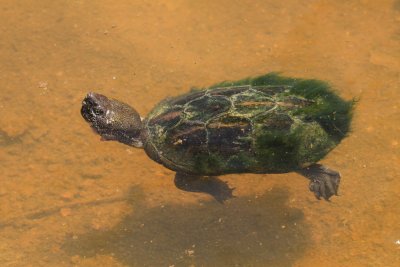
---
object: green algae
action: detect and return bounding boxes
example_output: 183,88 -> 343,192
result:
210,73 -> 354,140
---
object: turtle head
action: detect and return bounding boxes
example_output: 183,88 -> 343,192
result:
81,92 -> 144,148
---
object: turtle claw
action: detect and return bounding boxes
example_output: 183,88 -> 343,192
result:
309,179 -> 329,200
298,164 -> 341,201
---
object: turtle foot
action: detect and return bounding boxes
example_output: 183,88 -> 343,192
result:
174,173 -> 235,203
298,164 -> 341,201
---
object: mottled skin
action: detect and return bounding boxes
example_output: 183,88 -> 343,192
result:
81,73 -> 353,201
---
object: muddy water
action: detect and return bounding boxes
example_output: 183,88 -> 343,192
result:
1,0 -> 399,266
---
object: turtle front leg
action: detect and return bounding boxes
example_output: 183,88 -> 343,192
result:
174,172 -> 235,203
297,164 -> 341,201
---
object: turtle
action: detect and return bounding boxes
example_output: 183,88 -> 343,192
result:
81,73 -> 353,201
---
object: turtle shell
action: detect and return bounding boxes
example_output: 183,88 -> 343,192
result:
143,73 -> 353,175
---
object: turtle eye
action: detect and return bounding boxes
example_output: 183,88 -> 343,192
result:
93,106 -> 105,116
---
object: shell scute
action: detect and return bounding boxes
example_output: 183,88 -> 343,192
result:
253,85 -> 288,96
233,92 -> 275,116
184,95 -> 231,121
206,116 -> 253,153
254,112 -> 294,131
207,86 -> 250,97
148,107 -> 182,128
169,90 -> 206,106
167,121 -> 207,148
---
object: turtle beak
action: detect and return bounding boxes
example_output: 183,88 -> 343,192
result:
81,93 -> 96,122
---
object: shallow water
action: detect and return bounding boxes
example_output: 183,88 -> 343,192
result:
1,0 -> 400,266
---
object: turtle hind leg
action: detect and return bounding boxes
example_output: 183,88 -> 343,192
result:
174,172 -> 235,203
297,164 -> 341,201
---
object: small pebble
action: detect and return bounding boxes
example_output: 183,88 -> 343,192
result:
60,208 -> 72,217
70,255 -> 80,264
91,220 -> 102,230
61,191 -> 74,200
185,249 -> 195,257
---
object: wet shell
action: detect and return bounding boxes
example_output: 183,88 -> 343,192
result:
143,73 -> 353,176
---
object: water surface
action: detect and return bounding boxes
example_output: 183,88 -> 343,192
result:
1,0 -> 400,266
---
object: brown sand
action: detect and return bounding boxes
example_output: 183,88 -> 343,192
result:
1,0 -> 399,266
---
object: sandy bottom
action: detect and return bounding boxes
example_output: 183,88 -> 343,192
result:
1,0 -> 400,266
